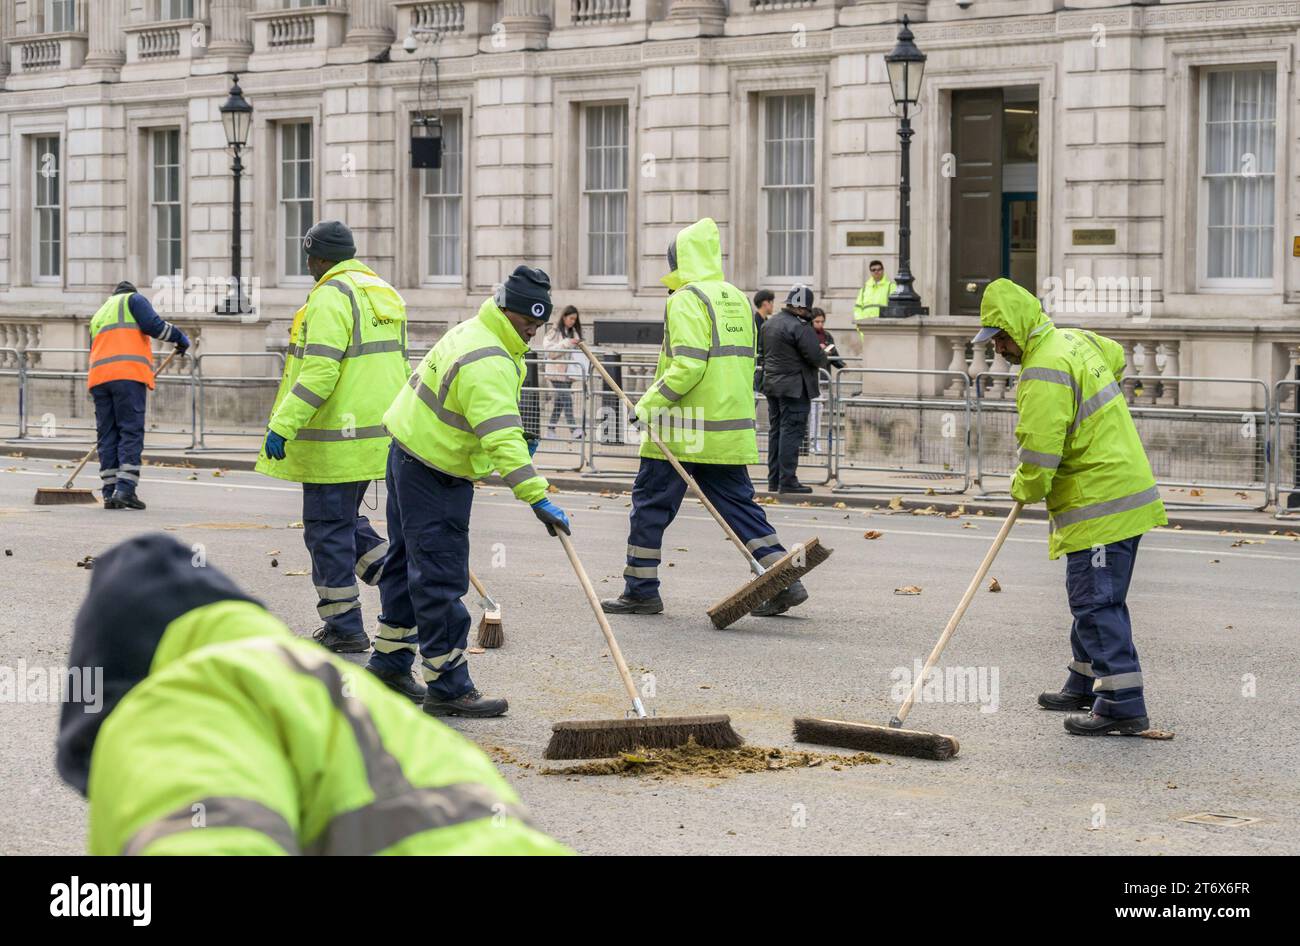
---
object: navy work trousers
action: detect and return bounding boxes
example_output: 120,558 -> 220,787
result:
302,480 -> 387,641
91,379 -> 146,498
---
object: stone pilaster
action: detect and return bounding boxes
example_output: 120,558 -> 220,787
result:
208,0 -> 254,57
491,0 -> 551,51
83,0 -> 126,69
346,0 -> 395,46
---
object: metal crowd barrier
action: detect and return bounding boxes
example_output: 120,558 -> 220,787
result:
0,347 -> 23,439
830,367 -> 973,494
1274,379 -> 1300,518
190,351 -> 285,454
974,373 -> 1272,512
582,349 -> 659,477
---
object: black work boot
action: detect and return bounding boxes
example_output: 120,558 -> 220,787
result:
365,663 -> 426,703
311,625 -> 370,654
778,483 -> 813,495
108,492 -> 147,510
751,579 -> 809,617
1038,690 -> 1095,712
424,687 -> 508,718
1063,713 -> 1150,736
600,594 -> 664,615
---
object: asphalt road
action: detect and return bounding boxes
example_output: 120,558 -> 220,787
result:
1,455 -> 1297,855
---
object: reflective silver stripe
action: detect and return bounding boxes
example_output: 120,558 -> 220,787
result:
438,345 -> 513,403
649,415 -> 757,433
288,344 -> 306,358
627,544 -> 661,560
355,541 -> 388,578
95,321 -> 143,333
318,599 -> 361,618
296,425 -> 389,441
671,346 -> 709,360
1017,446 -> 1062,469
376,622 -> 415,640
1028,322 -> 1052,340
306,783 -> 530,857
502,464 -> 538,488
655,379 -> 684,402
91,354 -> 152,369
681,284 -> 753,358
624,565 -> 658,579
1068,660 -> 1095,678
352,339 -> 404,357
316,583 -> 359,600
701,417 -> 756,432
1080,331 -> 1105,356
472,413 -> 524,437
123,796 -> 300,856
304,343 -> 345,361
1093,672 -> 1143,692
116,470 -> 140,483
1019,367 -> 1079,395
372,637 -> 417,655
1069,381 -> 1122,434
99,467 -> 119,477
714,345 -> 753,357
1051,484 -> 1161,529
745,534 -> 779,553
415,378 -> 473,433
292,383 -> 327,408
325,279 -> 363,347
757,550 -> 785,567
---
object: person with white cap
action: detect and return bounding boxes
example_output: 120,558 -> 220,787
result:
975,278 -> 1165,736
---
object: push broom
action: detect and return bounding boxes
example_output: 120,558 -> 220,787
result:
35,348 -> 182,506
543,528 -> 743,759
468,567 -> 504,649
794,502 -> 1023,761
576,339 -> 831,629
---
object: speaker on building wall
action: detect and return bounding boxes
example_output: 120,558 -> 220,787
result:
411,117 -> 443,169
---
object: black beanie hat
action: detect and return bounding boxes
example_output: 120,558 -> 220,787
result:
55,534 -> 260,796
786,284 -> 815,310
495,266 -> 553,322
113,280 -> 137,296
303,220 -> 356,262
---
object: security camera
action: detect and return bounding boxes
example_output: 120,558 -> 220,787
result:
956,0 -> 973,8
403,34 -> 418,54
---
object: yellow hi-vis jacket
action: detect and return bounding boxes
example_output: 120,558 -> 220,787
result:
979,278 -> 1167,559
637,217 -> 759,466
256,259 -> 410,484
87,600 -> 571,855
853,276 -> 898,329
383,298 -> 549,504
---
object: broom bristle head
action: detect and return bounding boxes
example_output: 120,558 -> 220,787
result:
34,488 -> 99,506
475,612 -> 504,649
543,714 -> 743,760
793,717 -> 960,761
708,537 -> 832,629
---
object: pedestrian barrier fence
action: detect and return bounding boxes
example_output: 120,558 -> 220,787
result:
830,368 -> 973,494
0,349 -> 1295,511
1274,379 -> 1300,519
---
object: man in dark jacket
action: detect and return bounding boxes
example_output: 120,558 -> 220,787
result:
752,289 -> 774,392
760,285 -> 828,494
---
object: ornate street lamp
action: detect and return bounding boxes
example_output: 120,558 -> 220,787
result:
217,74 -> 253,314
882,17 -> 928,318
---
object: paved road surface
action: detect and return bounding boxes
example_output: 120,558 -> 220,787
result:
1,456 -> 1296,855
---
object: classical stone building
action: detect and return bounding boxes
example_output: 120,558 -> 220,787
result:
1,0 -> 1298,410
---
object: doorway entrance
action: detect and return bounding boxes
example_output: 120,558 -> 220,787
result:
950,85 -> 1039,314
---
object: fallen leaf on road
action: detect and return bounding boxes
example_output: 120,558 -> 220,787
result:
962,522 -> 977,529
988,577 -> 1001,592
187,473 -> 198,480
547,484 -> 559,493
833,502 -> 847,509
1209,559 -> 1220,564
699,684 -> 711,690
180,522 -> 271,530
888,496 -> 903,510
1139,730 -> 1175,740
288,521 -> 304,529
468,647 -> 485,655
863,530 -> 883,540
894,585 -> 922,595
1189,488 -> 1203,497
946,504 -> 966,518
284,569 -> 309,576
1230,539 -> 1263,547
675,547 -> 688,552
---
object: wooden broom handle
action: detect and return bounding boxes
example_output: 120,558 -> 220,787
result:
467,568 -> 497,609
892,502 -> 1023,727
555,529 -> 646,718
577,339 -> 763,576
62,347 -> 183,489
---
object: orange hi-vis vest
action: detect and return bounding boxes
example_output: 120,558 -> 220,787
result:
88,293 -> 156,390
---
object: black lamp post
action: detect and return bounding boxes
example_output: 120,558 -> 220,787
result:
217,74 -> 253,315
882,16 -> 928,319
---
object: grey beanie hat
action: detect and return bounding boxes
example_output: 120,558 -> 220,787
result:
303,220 -> 356,262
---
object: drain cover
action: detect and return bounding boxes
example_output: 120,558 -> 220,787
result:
1178,812 -> 1259,828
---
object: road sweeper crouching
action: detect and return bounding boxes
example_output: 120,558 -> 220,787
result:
55,534 -> 571,856
363,265 -> 569,717
974,278 -> 1167,737
600,217 -> 807,619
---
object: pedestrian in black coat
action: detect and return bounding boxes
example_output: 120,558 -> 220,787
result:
760,285 -> 828,493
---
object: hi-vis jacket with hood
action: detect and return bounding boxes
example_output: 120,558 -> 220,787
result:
256,258 -> 409,484
384,297 -> 549,505
637,218 -> 758,465
980,279 -> 1167,559
56,535 -> 570,856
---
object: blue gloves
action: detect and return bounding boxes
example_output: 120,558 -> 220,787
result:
531,497 -> 570,535
527,437 -> 540,458
264,430 -> 287,461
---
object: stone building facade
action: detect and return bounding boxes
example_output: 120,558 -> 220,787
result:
1,0 -> 1299,409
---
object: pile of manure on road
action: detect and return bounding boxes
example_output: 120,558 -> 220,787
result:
540,737 -> 882,779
